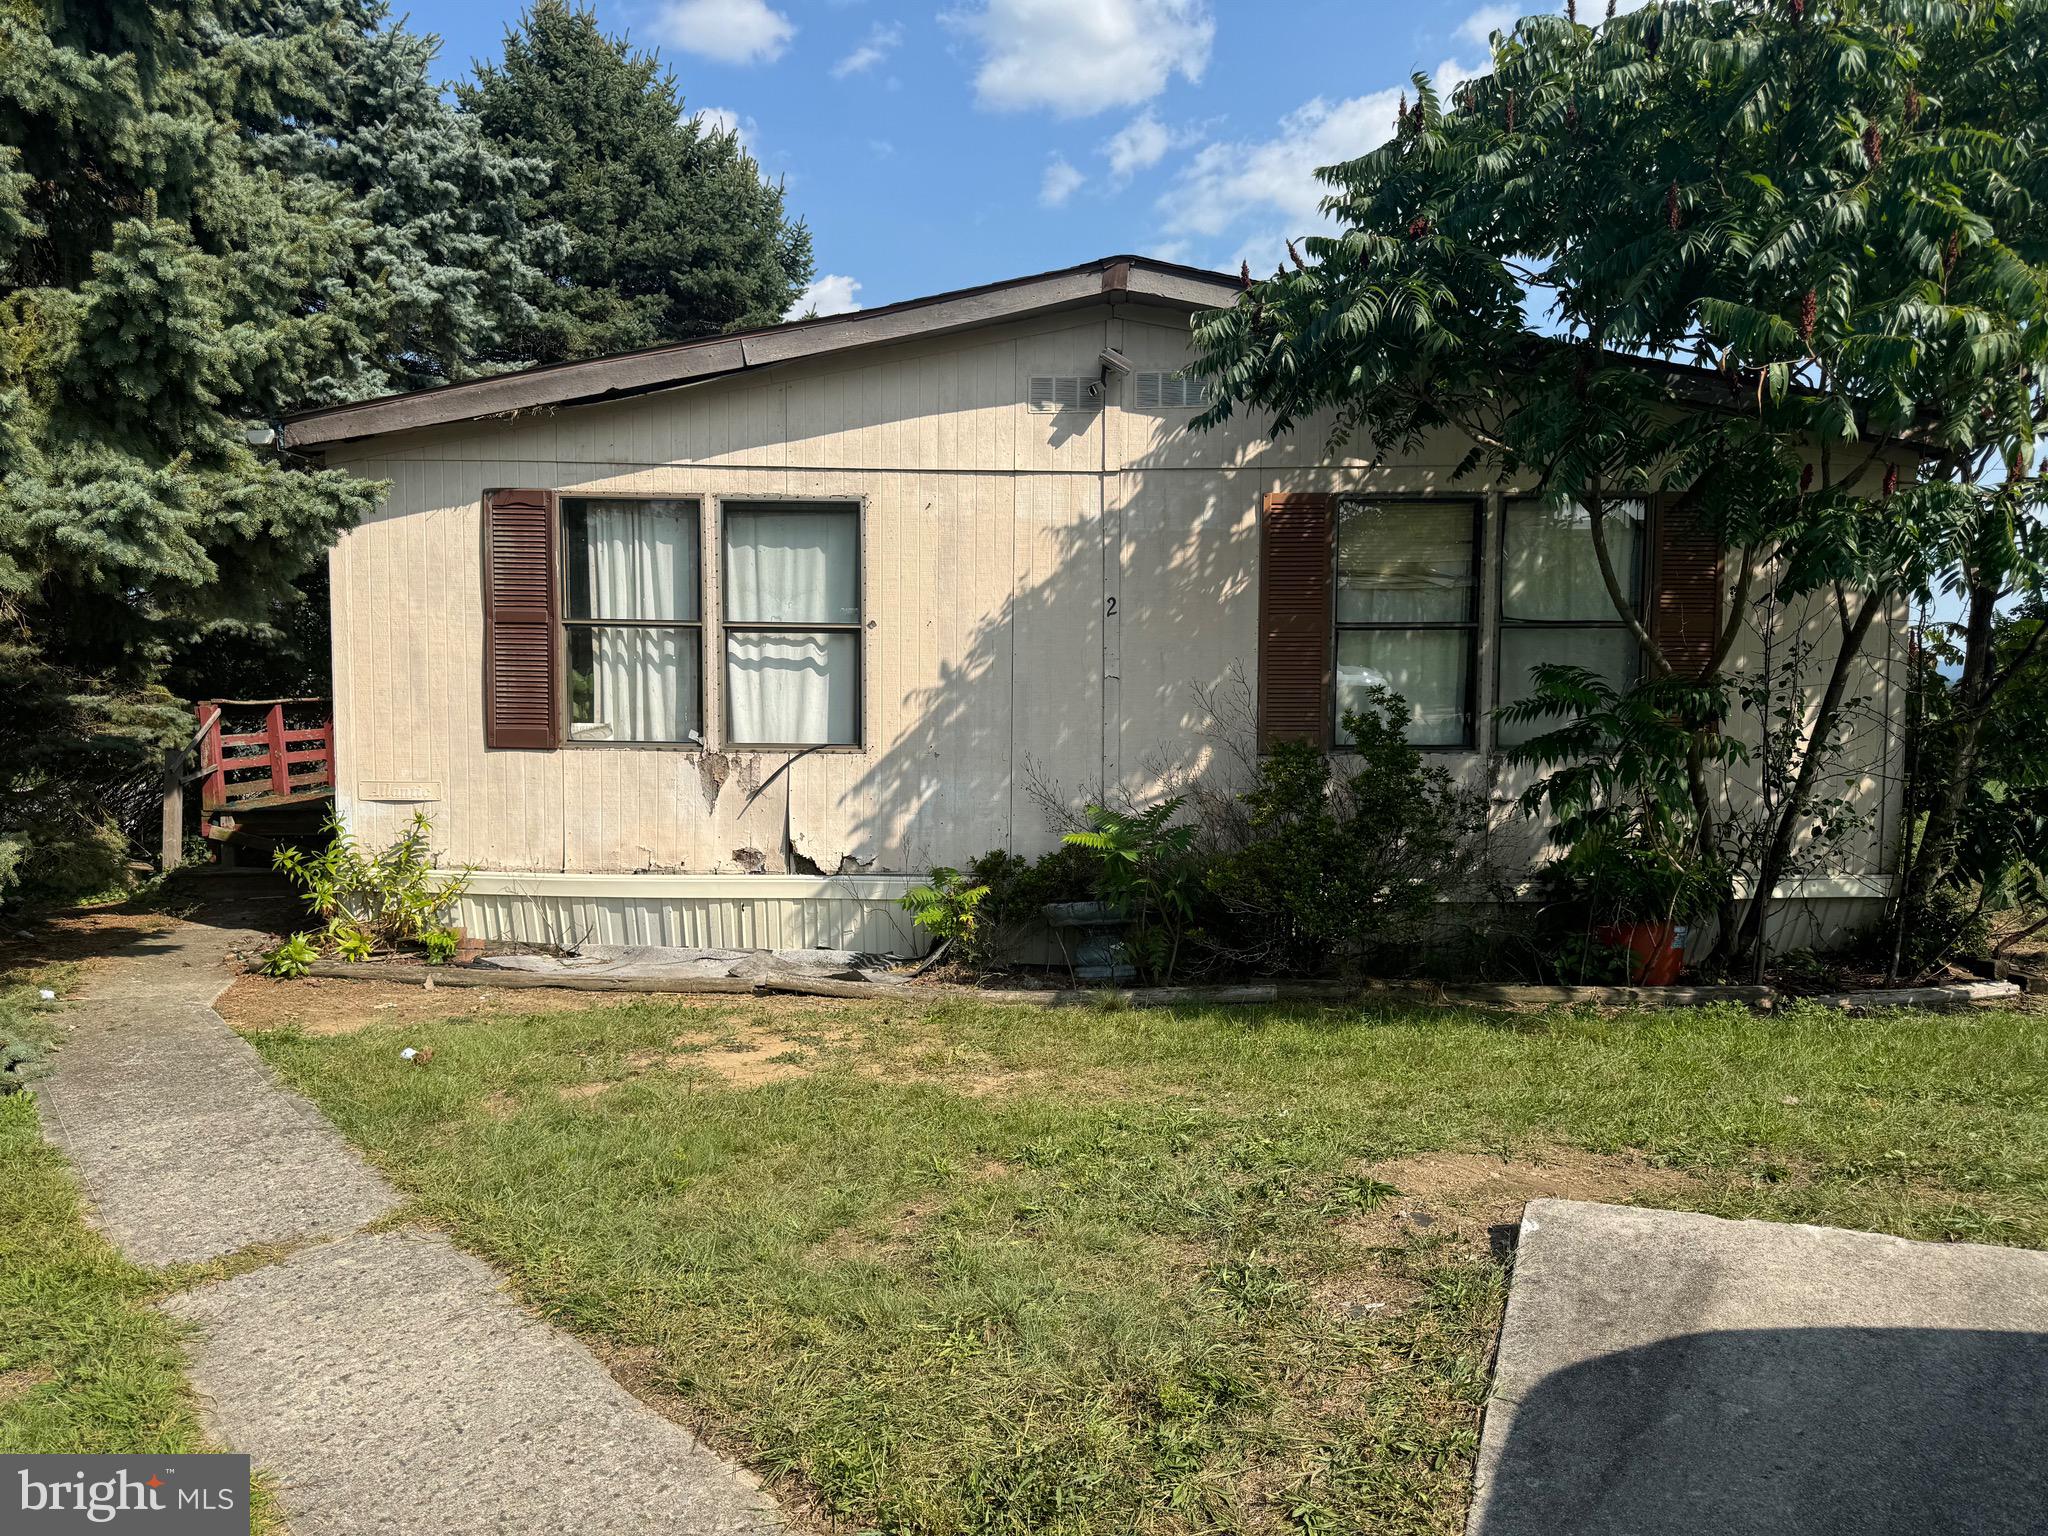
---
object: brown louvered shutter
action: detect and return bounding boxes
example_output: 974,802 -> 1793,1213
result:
1257,492 -> 1335,749
483,487 -> 559,749
1649,493 -> 1723,680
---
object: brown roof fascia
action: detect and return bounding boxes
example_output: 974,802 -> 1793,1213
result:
283,255 -> 1240,449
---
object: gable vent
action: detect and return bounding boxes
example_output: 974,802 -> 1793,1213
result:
1027,375 -> 1094,412
1132,370 -> 1210,410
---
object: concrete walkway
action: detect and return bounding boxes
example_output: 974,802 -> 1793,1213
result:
38,914 -> 783,1536
1470,1199 -> 2048,1536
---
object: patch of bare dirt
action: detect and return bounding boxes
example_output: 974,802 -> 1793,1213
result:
0,1365 -> 54,1407
816,1192 -> 948,1261
218,973 -> 650,1033
1342,1146 -> 1697,1255
680,1033 -> 814,1088
549,1028 -> 829,1103
1308,1268 -> 1427,1323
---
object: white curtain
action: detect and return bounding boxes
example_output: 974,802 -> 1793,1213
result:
1338,501 -> 1474,623
1337,629 -> 1470,746
726,632 -> 858,745
572,501 -> 699,743
1496,629 -> 1642,746
724,507 -> 858,744
1496,501 -> 1645,747
1502,501 -> 1642,620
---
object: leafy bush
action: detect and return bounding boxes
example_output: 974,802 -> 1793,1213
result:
274,811 -> 470,960
1201,689 -> 1487,976
900,869 -> 994,965
0,822 -> 133,912
1064,799 -> 1202,982
1504,667 -> 1737,930
261,933 -> 318,978
421,926 -> 462,966
1887,883 -> 1992,978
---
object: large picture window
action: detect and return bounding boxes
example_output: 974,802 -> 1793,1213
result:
1497,499 -> 1644,747
722,501 -> 862,747
1334,499 -> 1479,748
562,498 -> 702,744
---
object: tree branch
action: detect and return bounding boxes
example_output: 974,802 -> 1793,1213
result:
1707,542 -> 1758,674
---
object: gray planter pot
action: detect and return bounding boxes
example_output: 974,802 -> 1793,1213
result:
1040,901 -> 1135,981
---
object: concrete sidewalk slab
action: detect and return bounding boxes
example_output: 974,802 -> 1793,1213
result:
1470,1199 -> 2048,1536
165,1229 -> 782,1536
38,911 -> 788,1532
37,920 -> 399,1266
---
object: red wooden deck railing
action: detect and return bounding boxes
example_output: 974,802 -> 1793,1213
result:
195,699 -> 335,839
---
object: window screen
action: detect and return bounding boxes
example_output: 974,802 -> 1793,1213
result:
1497,500 -> 1644,747
1333,500 -> 1478,747
562,499 -> 702,743
722,503 -> 862,746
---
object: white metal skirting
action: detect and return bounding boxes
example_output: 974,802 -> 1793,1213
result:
453,872 -> 929,955
451,870 -> 1894,960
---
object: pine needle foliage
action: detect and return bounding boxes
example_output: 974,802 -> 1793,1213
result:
0,0 -> 396,900
459,1 -> 815,365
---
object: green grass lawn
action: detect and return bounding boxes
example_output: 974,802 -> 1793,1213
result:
240,988 -> 2048,1535
1,968 -> 283,1532
0,968 -> 202,1457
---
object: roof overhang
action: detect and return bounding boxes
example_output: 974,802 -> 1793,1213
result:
282,255 -> 1243,450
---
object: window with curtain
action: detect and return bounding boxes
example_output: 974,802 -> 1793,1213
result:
562,498 -> 702,744
722,502 -> 861,746
1497,499 -> 1644,747
1334,499 -> 1479,748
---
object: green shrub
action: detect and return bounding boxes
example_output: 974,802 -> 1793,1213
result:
332,925 -> 375,963
421,926 -> 461,966
1202,688 -> 1487,976
1504,666 -> 1738,937
900,869 -> 993,965
1064,799 -> 1203,982
261,933 -> 318,979
1888,883 -> 1991,977
274,811 -> 470,960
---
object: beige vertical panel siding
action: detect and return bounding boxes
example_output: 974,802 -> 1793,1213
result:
328,301 -> 1912,934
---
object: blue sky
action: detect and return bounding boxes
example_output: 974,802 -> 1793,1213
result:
406,0 -> 1626,316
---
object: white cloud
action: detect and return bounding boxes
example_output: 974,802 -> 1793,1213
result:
1039,154 -> 1085,207
787,274 -> 863,318
1456,0 -> 1654,52
1457,3 -> 1520,48
1162,91 -> 1400,241
1103,110 -> 1173,183
833,22 -> 902,77
948,0 -> 1213,118
656,0 -> 794,65
1433,55 -> 1482,98
691,106 -> 754,147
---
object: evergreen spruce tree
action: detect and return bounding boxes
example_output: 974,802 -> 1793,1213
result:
0,0 -> 382,900
460,0 -> 814,364
261,1 -> 560,397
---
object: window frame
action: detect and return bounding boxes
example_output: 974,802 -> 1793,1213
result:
1493,497 -> 1647,740
556,495 -> 707,751
716,495 -> 867,752
1331,495 -> 1484,753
